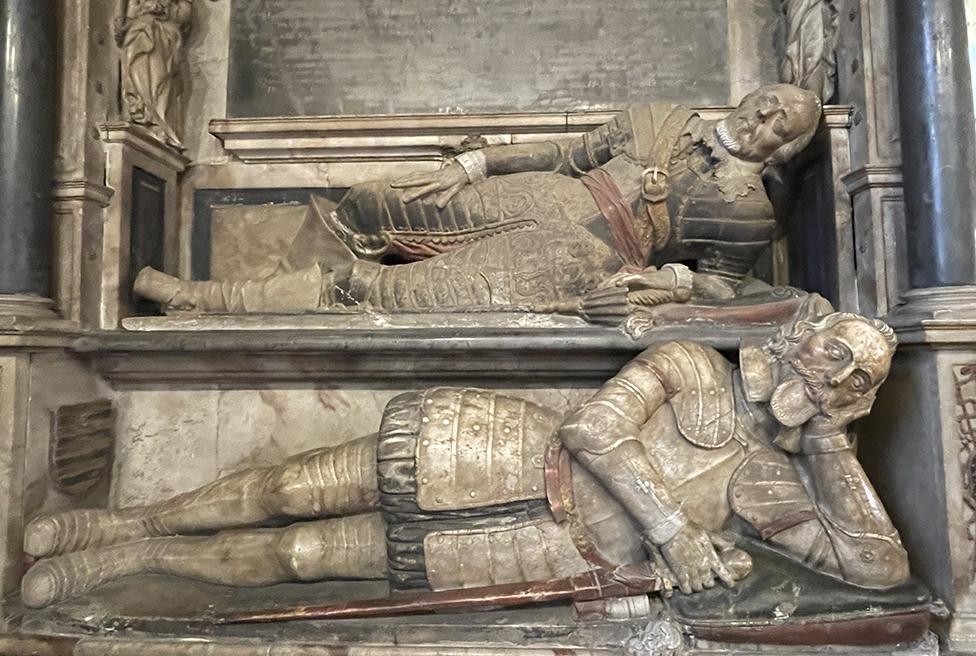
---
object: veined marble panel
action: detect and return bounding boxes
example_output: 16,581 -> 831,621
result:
210,203 -> 308,280
111,386 -> 594,508
112,391 -> 220,507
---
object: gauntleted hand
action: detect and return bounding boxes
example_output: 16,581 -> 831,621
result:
658,524 -> 746,594
579,264 -> 694,325
391,162 -> 470,208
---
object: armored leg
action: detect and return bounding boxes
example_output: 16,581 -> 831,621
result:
21,513 -> 387,608
325,225 -> 621,310
25,435 -> 381,557
133,265 -> 324,313
332,174 -> 593,260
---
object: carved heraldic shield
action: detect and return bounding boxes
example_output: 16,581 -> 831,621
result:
50,400 -> 115,496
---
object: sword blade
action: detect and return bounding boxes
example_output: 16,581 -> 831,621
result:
217,563 -> 664,625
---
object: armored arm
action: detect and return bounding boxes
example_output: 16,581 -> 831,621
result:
795,432 -> 910,588
558,349 -> 687,545
393,112 -> 637,206
474,111 -> 636,178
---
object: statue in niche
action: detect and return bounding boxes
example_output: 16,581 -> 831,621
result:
781,0 -> 840,102
20,301 -> 929,643
133,84 -> 822,325
115,0 -> 193,149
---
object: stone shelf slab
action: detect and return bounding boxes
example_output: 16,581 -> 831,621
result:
209,107 -> 850,164
3,573 -> 939,655
73,314 -> 780,387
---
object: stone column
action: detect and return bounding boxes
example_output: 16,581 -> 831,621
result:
894,0 -> 976,292
0,1 -> 57,315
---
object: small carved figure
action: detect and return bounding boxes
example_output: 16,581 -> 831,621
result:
22,301 -> 909,612
134,84 -> 821,319
115,0 -> 192,149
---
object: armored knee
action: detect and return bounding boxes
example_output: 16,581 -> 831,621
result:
262,466 -> 319,518
275,525 -> 326,582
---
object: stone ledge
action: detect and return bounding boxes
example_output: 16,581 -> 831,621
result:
74,316 -> 779,387
885,286 -> 976,346
0,301 -> 81,350
209,106 -> 851,164
98,123 -> 191,173
0,632 -> 940,656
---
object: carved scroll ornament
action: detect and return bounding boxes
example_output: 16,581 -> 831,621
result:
954,363 -> 976,572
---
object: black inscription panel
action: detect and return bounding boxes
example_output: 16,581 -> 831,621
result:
229,0 -> 731,117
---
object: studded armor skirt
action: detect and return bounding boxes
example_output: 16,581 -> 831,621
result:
376,388 -> 615,591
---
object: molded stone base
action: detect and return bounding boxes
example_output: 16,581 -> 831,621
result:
0,631 -> 942,656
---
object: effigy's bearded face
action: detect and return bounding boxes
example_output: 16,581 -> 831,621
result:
787,319 -> 894,426
722,84 -> 821,163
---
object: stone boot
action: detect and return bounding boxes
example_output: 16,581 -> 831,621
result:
21,540 -> 162,608
24,510 -> 153,558
133,266 -> 325,314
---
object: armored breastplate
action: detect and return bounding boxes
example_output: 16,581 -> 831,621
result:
652,147 -> 775,279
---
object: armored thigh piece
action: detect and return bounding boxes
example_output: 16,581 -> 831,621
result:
374,388 -> 595,591
329,224 -> 621,311
334,173 -> 600,260
730,449 -> 825,558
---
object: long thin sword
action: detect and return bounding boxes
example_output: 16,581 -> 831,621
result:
216,561 -> 668,625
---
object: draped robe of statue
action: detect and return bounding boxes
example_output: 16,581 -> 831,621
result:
117,0 -> 191,149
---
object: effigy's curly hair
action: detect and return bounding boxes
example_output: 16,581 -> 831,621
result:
763,311 -> 897,360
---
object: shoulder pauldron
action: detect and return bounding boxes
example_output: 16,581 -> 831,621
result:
644,342 -> 736,449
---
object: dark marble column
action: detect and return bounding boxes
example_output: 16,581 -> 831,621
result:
0,1 -> 57,297
893,0 -> 976,290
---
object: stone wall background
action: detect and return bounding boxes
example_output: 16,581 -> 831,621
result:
226,0 -> 760,116
181,0 -> 782,164
111,386 -> 597,506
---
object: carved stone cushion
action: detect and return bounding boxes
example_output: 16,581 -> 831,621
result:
666,538 -> 931,646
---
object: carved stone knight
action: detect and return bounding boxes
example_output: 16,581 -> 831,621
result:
133,84 -> 822,317
22,301 -> 909,613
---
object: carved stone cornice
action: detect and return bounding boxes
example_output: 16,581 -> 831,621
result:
0,294 -> 79,349
56,630 -> 942,656
52,179 -> 115,207
98,122 -> 191,172
209,107 -> 853,164
886,286 -> 976,346
841,164 -> 903,197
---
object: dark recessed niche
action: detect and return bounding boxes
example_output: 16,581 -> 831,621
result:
128,167 -> 166,316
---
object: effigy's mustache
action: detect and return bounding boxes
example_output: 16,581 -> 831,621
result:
789,359 -> 825,397
788,359 -> 873,421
